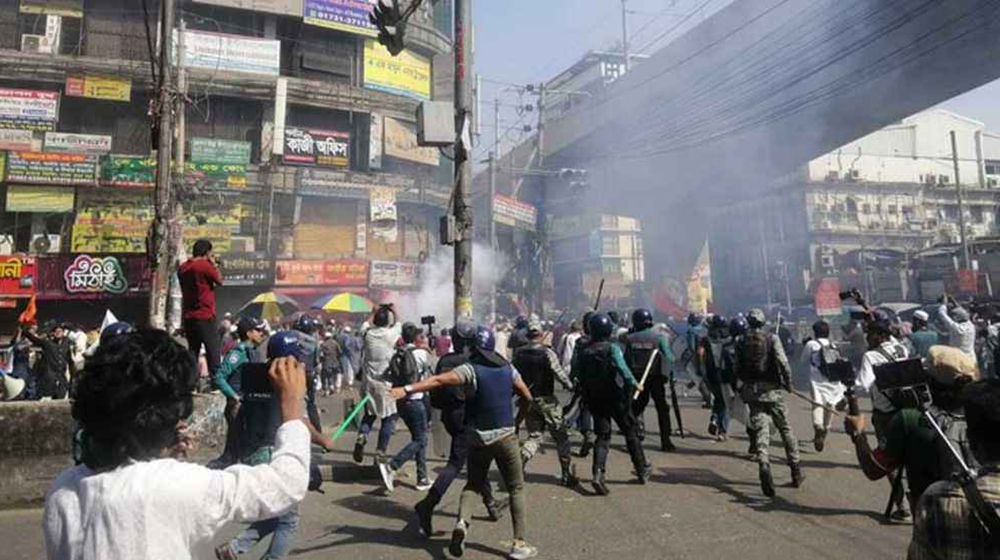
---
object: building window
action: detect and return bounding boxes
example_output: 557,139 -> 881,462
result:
971,207 -> 984,223
601,235 -> 619,256
602,260 -> 618,274
600,215 -> 618,229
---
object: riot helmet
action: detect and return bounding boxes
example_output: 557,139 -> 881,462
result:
588,313 -> 614,341
632,308 -> 654,331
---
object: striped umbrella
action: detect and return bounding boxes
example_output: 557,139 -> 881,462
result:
238,292 -> 300,322
311,293 -> 374,314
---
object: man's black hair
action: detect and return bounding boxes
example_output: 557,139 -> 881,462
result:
401,322 -> 420,344
72,329 -> 197,471
192,238 -> 213,257
373,305 -> 393,328
961,379 -> 1000,463
812,320 -> 830,339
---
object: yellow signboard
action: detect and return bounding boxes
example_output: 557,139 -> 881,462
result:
71,189 -> 152,253
364,40 -> 431,101
383,117 -> 439,166
65,75 -> 132,102
6,185 -> 75,212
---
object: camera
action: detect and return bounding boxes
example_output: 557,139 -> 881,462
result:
839,288 -> 864,302
421,315 -> 436,327
873,358 -> 933,410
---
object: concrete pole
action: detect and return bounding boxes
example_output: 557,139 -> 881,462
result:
453,0 -> 474,322
148,0 -> 175,328
166,18 -> 187,332
536,84 -> 546,166
975,130 -> 986,189
951,130 -> 971,269
621,0 -> 630,72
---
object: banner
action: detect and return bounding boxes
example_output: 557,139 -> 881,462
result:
217,254 -> 275,286
71,190 -> 153,253
6,151 -> 98,185
383,117 -> 439,165
19,0 -> 83,17
189,137 -> 251,165
493,195 -> 537,232
100,155 -> 157,187
5,185 -> 75,212
303,0 -> 377,37
184,162 -> 248,190
44,132 -> 112,154
191,0 -> 302,16
177,29 -> 281,76
0,88 -> 60,131
686,241 -> 712,314
283,127 -> 350,167
0,256 -> 37,297
364,39 -> 432,100
814,277 -> 842,316
369,260 -> 418,288
0,129 -> 35,151
65,75 -> 132,102
182,224 -> 233,253
275,259 -> 369,286
957,268 -> 978,295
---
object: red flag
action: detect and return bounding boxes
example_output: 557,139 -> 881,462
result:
17,295 -> 37,325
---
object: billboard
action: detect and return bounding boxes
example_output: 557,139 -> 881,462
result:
383,117 -> 439,165
0,129 -> 36,151
493,195 -> 537,232
5,185 -> 75,212
177,29 -> 281,76
0,88 -> 60,131
304,0 -> 377,37
369,260 -> 418,288
191,0 -> 302,16
44,132 -> 113,154
189,137 -> 252,165
274,259 -> 369,286
65,75 -> 132,102
217,254 -> 276,286
364,39 -> 432,100
5,151 -> 99,185
100,155 -> 157,187
283,127 -> 350,167
0,256 -> 37,298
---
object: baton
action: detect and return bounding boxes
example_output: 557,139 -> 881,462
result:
786,388 -> 841,416
633,349 -> 660,400
594,278 -> 605,311
331,395 -> 371,441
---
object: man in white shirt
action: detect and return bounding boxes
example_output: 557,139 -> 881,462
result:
938,299 -> 976,359
560,320 -> 583,373
43,329 -> 311,560
353,304 -> 404,464
800,320 -> 846,453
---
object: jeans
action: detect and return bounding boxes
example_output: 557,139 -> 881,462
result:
230,506 -> 299,560
183,318 -> 221,377
389,398 -> 428,481
321,365 -> 339,392
459,433 -> 526,541
359,413 -> 396,453
592,402 -> 647,477
708,381 -> 729,434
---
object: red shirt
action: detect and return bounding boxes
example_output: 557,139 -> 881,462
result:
178,258 -> 223,320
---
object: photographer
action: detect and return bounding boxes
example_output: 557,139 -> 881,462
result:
178,239 -> 224,379
43,330 -> 311,560
845,345 -> 980,516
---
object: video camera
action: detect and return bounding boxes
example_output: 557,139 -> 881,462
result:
872,357 -> 933,410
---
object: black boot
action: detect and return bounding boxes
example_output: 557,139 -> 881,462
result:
635,463 -> 652,485
813,428 -> 827,453
661,438 -> 677,452
415,494 -> 436,537
791,462 -> 806,488
560,461 -> 580,487
578,433 -> 593,458
592,469 -> 609,496
759,463 -> 776,498
352,435 -> 366,464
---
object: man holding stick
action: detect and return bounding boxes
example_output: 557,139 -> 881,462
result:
627,308 -> 677,452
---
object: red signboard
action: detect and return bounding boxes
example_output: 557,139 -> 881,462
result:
0,256 -> 37,297
814,277 -> 842,316
957,268 -> 978,295
35,254 -> 150,299
274,259 -> 369,286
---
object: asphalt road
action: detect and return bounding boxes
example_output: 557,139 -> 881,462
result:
1,389 -> 911,560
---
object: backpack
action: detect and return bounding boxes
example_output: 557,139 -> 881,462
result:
815,340 -> 853,382
385,347 -> 421,388
738,330 -> 772,383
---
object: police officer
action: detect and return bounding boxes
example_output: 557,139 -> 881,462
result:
733,308 -> 804,498
292,314 -> 323,431
513,319 -> 578,486
210,316 -> 267,468
575,313 -> 650,495
626,308 -> 677,452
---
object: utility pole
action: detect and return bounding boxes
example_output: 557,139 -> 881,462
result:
535,83 -> 546,166
620,0 -> 630,72
166,18 -> 187,332
453,0 -> 474,322
148,0 -> 176,328
951,130 -> 972,269
487,96 -> 499,321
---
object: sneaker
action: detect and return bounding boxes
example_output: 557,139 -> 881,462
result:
449,520 -> 468,557
415,478 -> 434,492
508,540 -> 539,560
592,469 -> 610,496
352,437 -> 366,464
759,463 -> 776,498
890,508 -> 912,523
378,462 -> 396,492
708,421 -> 718,436
214,544 -> 238,560
415,499 -> 434,537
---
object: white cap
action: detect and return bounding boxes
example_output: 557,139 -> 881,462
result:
913,310 -> 930,322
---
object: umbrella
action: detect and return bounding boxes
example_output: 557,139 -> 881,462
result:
311,293 -> 374,314
238,292 -> 300,322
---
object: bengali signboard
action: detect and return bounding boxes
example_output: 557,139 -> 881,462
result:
71,190 -> 153,253
177,29 -> 281,76
364,39 -> 432,100
36,254 -> 150,298
189,137 -> 251,165
63,254 -> 128,295
297,168 -> 415,197
492,194 -> 537,232
5,185 -> 75,212
65,75 -> 132,102
383,117 -> 439,165
184,162 -> 248,190
6,151 -> 98,185
0,88 -> 60,131
814,277 -> 842,316
283,127 -> 350,167
274,259 -> 369,286
44,132 -> 112,154
0,129 -> 35,151
218,254 -> 275,286
303,0 -> 377,37
192,0 -> 303,16
100,155 -> 157,187
0,256 -> 37,298
369,260 -> 418,288
20,0 -> 83,17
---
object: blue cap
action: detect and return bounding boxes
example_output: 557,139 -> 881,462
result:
267,330 -> 304,360
474,326 -> 496,351
100,322 -> 135,344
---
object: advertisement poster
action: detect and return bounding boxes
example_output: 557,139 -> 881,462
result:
369,260 -> 418,288
5,185 -> 75,212
814,277 -> 842,316
0,88 -> 60,131
492,195 -> 537,232
6,151 -> 99,185
189,137 -> 251,165
71,190 -> 153,253
283,127 -> 350,167
65,75 -> 132,102
303,0 -> 377,37
364,39 -> 432,100
0,256 -> 37,297
0,129 -> 36,151
383,117 -> 439,165
275,259 -> 369,286
36,254 -> 150,298
100,155 -> 157,187
44,132 -> 113,154
218,254 -> 276,286
177,29 -> 281,76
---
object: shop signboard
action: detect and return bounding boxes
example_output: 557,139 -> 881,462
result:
297,168 -> 414,197
369,260 -> 418,288
71,190 -> 153,253
492,194 -> 537,232
0,256 -> 37,297
177,29 -> 281,76
5,185 -> 75,212
364,39 -> 431,100
184,162 -> 248,190
0,129 -> 36,151
189,137 -> 251,165
217,254 -> 275,286
274,259 -> 368,286
20,0 -> 83,17
100,155 -> 157,187
44,132 -> 112,154
191,0 -> 302,16
303,0 -> 377,37
36,254 -> 150,298
5,151 -> 98,185
0,88 -> 60,131
383,117 -> 439,165
63,254 -> 128,295
283,127 -> 350,167
814,277 -> 842,316
65,75 -> 132,102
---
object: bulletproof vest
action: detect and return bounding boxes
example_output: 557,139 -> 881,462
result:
466,361 -> 515,431
625,329 -> 664,380
738,329 -> 777,384
513,342 -> 554,397
239,363 -> 281,463
298,333 -> 319,375
430,351 -> 469,410
577,340 -> 622,403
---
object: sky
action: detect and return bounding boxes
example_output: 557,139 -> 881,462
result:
471,0 -> 1000,159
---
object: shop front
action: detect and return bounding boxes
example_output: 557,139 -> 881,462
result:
34,253 -> 150,328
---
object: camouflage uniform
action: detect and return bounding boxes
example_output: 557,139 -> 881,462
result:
743,382 -> 800,465
522,396 -> 572,464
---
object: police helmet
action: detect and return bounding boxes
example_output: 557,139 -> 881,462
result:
293,314 -> 321,334
687,313 -> 702,327
237,316 -> 266,338
100,322 -> 135,345
707,314 -> 728,333
632,308 -> 654,331
588,313 -> 614,341
729,316 -> 748,337
474,326 -> 496,351
514,315 -> 528,330
581,311 -> 595,335
268,330 -> 305,360
451,320 -> 478,353
746,308 -> 766,329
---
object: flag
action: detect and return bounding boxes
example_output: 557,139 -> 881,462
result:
17,295 -> 37,325
99,310 -> 120,333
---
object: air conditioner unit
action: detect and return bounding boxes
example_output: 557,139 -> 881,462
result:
30,234 -> 61,254
21,34 -> 51,54
0,235 -> 14,255
989,178 -> 998,188
849,169 -> 861,180
938,174 -> 950,185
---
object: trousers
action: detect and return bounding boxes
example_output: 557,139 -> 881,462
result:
745,385 -> 800,466
521,396 -> 572,468
459,433 -> 526,541
426,406 -> 496,506
592,402 -> 647,477
183,318 -> 220,377
230,505 -> 299,560
631,375 -> 673,446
